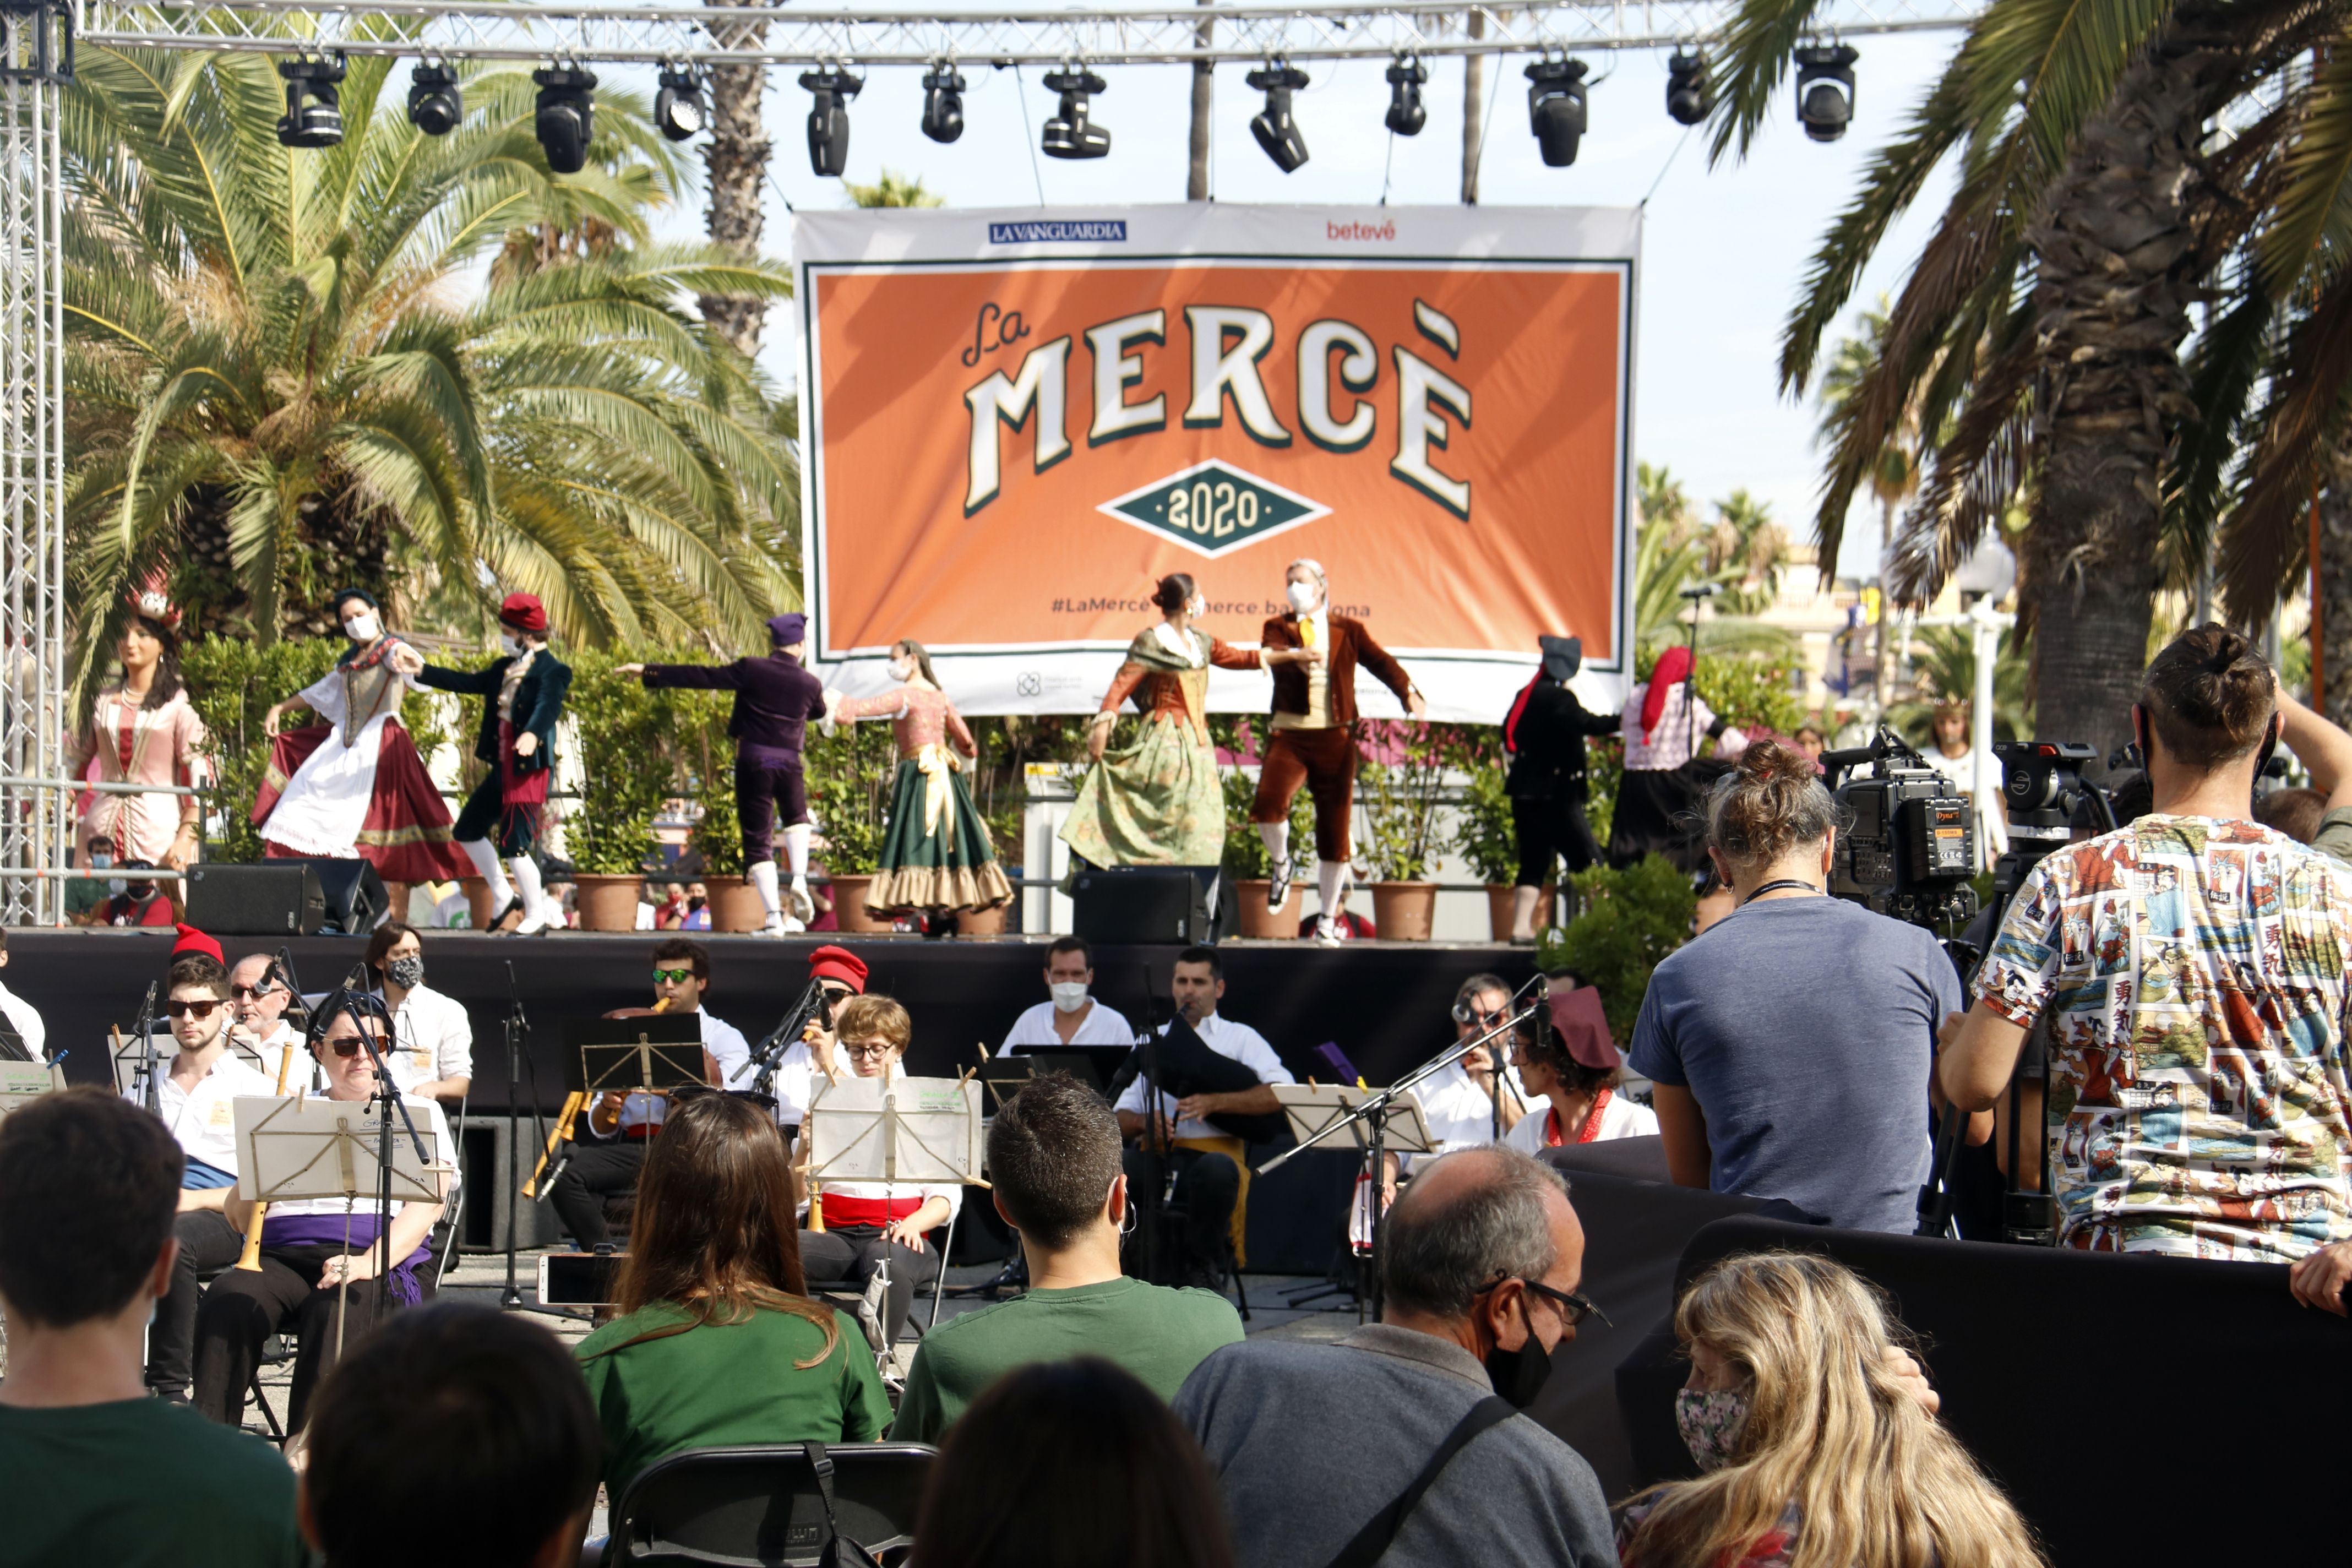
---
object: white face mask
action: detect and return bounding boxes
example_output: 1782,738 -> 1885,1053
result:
1049,981 -> 1091,1014
889,658 -> 915,683
342,613 -> 380,643
1288,580 -> 1321,613
498,632 -> 522,656
1187,596 -> 1207,620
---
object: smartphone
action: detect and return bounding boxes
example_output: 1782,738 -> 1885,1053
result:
537,1251 -> 624,1308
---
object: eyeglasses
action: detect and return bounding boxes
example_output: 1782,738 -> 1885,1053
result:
166,999 -> 221,1020
842,1042 -> 897,1062
1479,1275 -> 1610,1329
229,982 -> 278,1000
651,968 -> 695,985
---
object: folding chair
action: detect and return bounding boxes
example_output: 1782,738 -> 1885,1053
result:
606,1443 -> 934,1567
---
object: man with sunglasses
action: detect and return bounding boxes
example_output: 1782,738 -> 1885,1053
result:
226,951 -> 309,1092
1174,1146 -> 1615,1568
130,951 -> 279,1401
1414,973 -> 1529,1155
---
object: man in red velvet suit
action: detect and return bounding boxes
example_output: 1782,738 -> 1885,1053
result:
1251,559 -> 1424,945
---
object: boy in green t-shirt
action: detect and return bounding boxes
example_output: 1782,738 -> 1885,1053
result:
894,1073 -> 1244,1443
0,1088 -> 306,1568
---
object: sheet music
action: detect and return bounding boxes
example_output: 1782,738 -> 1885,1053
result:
805,1075 -> 982,1185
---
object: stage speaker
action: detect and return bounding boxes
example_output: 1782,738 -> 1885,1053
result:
298,857 -> 390,935
1070,866 -> 1211,946
184,863 -> 326,936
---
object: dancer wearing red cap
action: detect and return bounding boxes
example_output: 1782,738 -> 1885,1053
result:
400,595 -> 573,935
253,587 -> 471,895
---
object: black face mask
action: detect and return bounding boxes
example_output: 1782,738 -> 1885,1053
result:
1484,1298 -> 1555,1408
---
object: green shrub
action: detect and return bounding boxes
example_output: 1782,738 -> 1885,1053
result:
563,649 -> 668,876
1450,763 -> 1518,884
1538,853 -> 1694,1041
804,715 -> 897,875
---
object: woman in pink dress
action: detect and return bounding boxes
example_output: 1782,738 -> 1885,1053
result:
823,641 -> 1013,919
67,583 -> 206,877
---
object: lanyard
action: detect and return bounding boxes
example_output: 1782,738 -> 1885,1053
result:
1740,879 -> 1824,906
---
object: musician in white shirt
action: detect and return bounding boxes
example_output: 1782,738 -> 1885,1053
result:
226,951 -> 313,1093
369,922 -> 472,1103
0,929 -> 44,1060
133,954 -> 279,1401
716,943 -> 865,1128
999,935 -> 1135,1054
1502,987 -> 1658,1152
1113,948 -> 1292,1284
1410,973 -> 1529,1156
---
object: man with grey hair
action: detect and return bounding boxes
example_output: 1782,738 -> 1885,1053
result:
1173,1145 -> 1614,1568
1252,559 -> 1425,945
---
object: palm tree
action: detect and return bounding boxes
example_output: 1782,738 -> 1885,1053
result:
63,46 -> 798,696
1707,489 -> 1788,616
700,0 -> 776,359
844,169 -> 945,208
1814,296 -> 1923,552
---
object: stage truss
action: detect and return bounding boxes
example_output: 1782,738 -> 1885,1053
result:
0,0 -> 1983,922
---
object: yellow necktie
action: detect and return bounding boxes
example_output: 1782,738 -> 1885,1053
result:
1300,617 -> 1316,650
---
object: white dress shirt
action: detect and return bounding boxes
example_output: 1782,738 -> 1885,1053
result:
602,1010 -> 751,1137
385,983 -> 474,1094
1503,1092 -> 1660,1152
135,1049 -> 279,1180
243,1020 -> 323,1096
1114,1012 -> 1293,1141
999,998 -> 1136,1055
1412,1060 -> 1521,1154
0,979 -> 44,1061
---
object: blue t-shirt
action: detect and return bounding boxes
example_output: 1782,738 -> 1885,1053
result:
1628,896 -> 1963,1232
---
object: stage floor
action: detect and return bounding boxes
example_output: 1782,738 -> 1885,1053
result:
25,928 -> 1535,1111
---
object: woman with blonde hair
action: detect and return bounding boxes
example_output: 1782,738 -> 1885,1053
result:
1620,1251 -> 2043,1568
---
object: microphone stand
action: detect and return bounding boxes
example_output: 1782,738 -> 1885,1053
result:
330,967 -> 431,1320
750,977 -> 834,1102
500,960 -> 529,1310
134,979 -> 160,1114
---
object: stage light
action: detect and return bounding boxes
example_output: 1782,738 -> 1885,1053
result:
1041,67 -> 1110,159
921,61 -> 966,144
1665,50 -> 1710,127
275,54 -> 346,149
533,64 -> 597,174
1246,62 -> 1310,173
801,67 -> 862,177
1525,57 -> 1589,168
407,61 -> 461,137
1794,42 -> 1858,142
655,65 -> 706,142
1385,56 -> 1428,136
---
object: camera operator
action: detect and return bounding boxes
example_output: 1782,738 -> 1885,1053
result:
1628,741 -> 1962,1232
1941,627 -> 2352,1308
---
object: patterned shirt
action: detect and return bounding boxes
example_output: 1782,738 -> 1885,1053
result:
1619,683 -> 1718,771
1975,815 -> 2352,1262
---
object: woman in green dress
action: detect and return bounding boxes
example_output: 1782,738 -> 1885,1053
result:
1059,573 -> 1306,868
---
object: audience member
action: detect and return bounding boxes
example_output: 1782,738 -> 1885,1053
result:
799,994 -> 961,1346
135,951 -> 279,1402
0,925 -> 45,1059
1631,741 -> 1961,1231
61,831 -> 115,924
367,921 -> 472,1103
756,943 -> 867,1129
226,950 -> 306,1089
2253,784 -> 2327,845
1114,946 -> 1292,1286
0,1089 -> 304,1566
894,1074 -> 1242,1442
302,1303 -> 598,1568
1619,1252 -> 2044,1568
1000,935 -> 1135,1053
914,1357 -> 1237,1568
192,997 -> 454,1433
1503,988 -> 1658,1151
2275,683 -> 2352,866
1792,726 -> 1826,764
97,858 -> 177,926
576,1093 -> 887,1502
1944,627 -> 2352,1299
1174,1146 -> 1614,1568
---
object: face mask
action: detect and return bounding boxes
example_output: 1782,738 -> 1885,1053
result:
343,613 -> 380,643
1050,981 -> 1091,1014
1188,596 -> 1207,619
107,876 -> 127,895
1288,580 -> 1320,613
498,632 -> 524,656
1484,1331 -> 1554,1410
889,659 -> 914,683
385,956 -> 425,990
1674,1387 -> 1751,1473
91,852 -> 112,870
688,895 -> 707,912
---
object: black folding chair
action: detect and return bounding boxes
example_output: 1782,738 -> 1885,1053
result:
606,1443 -> 935,1567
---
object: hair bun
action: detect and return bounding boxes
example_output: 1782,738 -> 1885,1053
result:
1738,738 -> 1815,787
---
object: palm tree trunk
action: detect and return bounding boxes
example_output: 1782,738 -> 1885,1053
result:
700,0 -> 772,359
1187,0 -> 1212,200
2321,439 -> 2352,732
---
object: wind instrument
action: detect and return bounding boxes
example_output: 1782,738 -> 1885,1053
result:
233,1026 -> 305,1271
802,1005 -> 845,1231
526,995 -> 672,1196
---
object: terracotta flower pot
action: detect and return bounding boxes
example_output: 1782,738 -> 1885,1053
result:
1371,881 -> 1439,941
1485,883 -> 1558,942
955,903 -> 1008,938
709,878 -> 768,933
1234,879 -> 1301,940
831,875 -> 895,934
461,875 -> 496,930
573,874 -> 645,932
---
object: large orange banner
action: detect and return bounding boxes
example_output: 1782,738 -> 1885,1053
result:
796,205 -> 1638,721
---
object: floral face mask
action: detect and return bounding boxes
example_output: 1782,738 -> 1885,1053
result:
1674,1386 -> 1751,1473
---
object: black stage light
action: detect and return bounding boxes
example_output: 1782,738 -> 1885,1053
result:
1794,42 -> 1858,141
407,61 -> 461,137
801,67 -> 862,177
1665,50 -> 1710,127
1041,67 -> 1110,159
533,64 -> 597,174
276,54 -> 346,149
1525,57 -> 1589,167
1246,62 -> 1310,173
1385,56 -> 1428,136
655,65 -> 706,142
921,61 -> 966,144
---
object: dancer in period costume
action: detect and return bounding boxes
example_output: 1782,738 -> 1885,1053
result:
1059,573 -> 1273,872
67,581 -> 206,881
1501,635 -> 1621,942
253,589 -> 470,888
620,613 -> 826,937
1605,645 -> 1746,872
400,594 -> 572,935
1249,559 -> 1424,946
822,641 -> 1012,919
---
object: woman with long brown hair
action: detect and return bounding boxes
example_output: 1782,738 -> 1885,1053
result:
1620,1253 -> 2044,1568
576,1093 -> 889,1502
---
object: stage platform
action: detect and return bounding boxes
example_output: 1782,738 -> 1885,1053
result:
23,928 -> 1536,1112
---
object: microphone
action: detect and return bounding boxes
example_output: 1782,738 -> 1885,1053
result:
1678,582 -> 1722,599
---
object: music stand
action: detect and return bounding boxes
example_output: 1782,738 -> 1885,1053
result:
804,1074 -> 983,1190
1270,1085 -> 1433,1313
110,1026 -> 172,1104
562,1015 -> 708,1099
0,1059 -> 64,1121
977,1056 -> 1034,1115
1017,1044 -> 1132,1095
233,1094 -> 446,1358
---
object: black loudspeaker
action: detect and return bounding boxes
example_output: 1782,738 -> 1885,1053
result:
184,863 -> 326,936
299,857 -> 390,935
1070,867 -> 1211,946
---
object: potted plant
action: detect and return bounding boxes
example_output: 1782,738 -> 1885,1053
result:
1221,760 -> 1316,939
564,650 -> 668,930
807,717 -> 896,934
1451,765 -> 1556,940
1354,721 -> 1453,940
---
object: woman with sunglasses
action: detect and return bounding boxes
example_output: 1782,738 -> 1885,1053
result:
192,997 -> 453,1435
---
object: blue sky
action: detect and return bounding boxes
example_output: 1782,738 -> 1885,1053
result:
639,28 -> 1958,580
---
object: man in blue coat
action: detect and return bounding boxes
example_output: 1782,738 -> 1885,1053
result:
622,613 -> 827,935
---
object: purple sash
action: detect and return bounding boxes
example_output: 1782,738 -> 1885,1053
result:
262,1212 -> 432,1305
